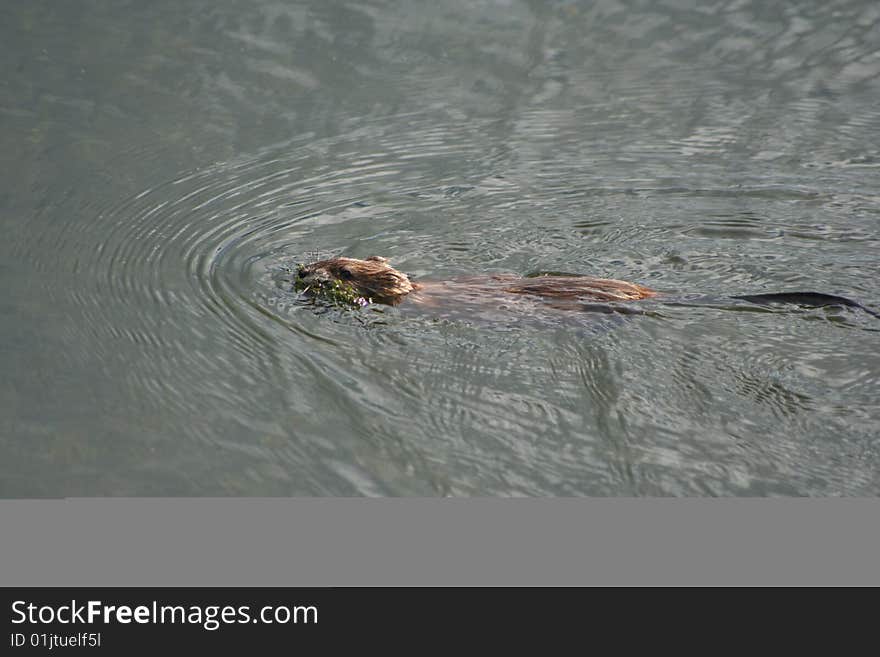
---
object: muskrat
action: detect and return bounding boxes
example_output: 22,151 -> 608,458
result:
293,255 -> 880,319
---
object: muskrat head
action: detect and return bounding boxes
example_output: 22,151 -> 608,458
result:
294,255 -> 415,306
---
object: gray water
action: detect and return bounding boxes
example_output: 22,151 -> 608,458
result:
2,0 -> 878,497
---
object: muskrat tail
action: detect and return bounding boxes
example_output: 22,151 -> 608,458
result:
731,292 -> 880,320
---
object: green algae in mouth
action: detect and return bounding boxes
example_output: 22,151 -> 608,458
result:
292,265 -> 371,308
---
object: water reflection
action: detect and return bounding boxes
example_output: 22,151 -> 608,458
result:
0,0 -> 878,496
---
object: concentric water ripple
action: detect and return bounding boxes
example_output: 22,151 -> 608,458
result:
4,0 -> 880,496
12,104 -> 878,496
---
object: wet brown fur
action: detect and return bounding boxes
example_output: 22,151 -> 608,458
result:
297,256 -> 417,305
297,256 -> 656,306
501,276 -> 656,302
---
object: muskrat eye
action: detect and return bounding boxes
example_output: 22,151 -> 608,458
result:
339,268 -> 353,280
296,266 -> 307,278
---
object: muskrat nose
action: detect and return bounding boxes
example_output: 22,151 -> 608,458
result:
297,267 -> 330,284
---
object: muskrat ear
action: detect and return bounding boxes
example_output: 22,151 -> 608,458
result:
365,256 -> 388,263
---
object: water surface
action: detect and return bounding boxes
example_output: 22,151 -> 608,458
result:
1,0 -> 879,496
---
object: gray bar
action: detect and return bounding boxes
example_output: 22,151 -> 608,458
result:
1,499 -> 877,586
